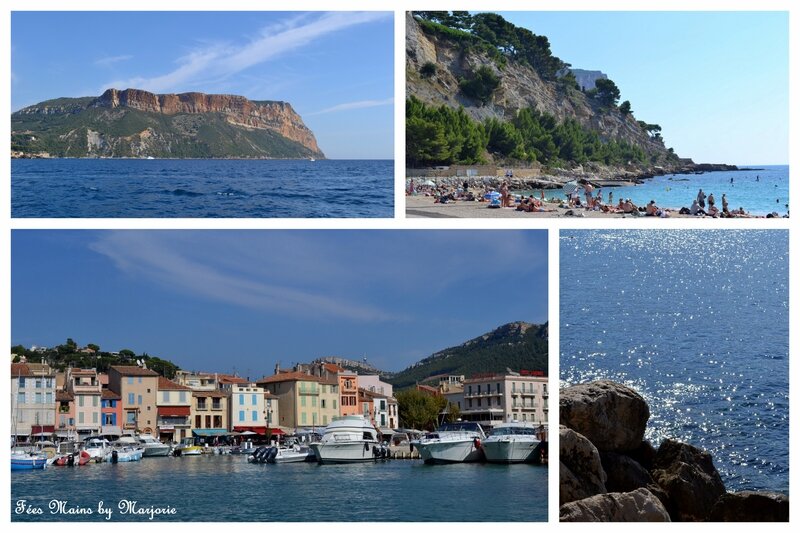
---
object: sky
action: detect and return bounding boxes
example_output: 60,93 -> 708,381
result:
10,11 -> 394,159
496,11 -> 789,165
11,231 -> 549,379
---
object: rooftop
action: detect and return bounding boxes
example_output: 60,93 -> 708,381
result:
257,371 -> 321,384
158,376 -> 192,391
110,365 -> 159,377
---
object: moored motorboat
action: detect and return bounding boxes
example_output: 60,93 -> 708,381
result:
482,421 -> 541,463
82,437 -> 112,461
310,415 -> 386,464
106,446 -> 144,462
412,422 -> 486,464
138,435 -> 171,457
271,444 -> 314,463
175,437 -> 203,456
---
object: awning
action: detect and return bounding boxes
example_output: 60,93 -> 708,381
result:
192,429 -> 228,436
233,426 -> 266,435
101,427 -> 122,436
267,428 -> 285,435
158,406 -> 190,416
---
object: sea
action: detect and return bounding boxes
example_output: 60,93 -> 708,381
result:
536,165 -> 789,216
560,230 -> 789,494
11,159 -> 394,218
10,456 -> 547,522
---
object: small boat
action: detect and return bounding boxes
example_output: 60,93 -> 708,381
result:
106,446 -> 144,463
54,450 -> 92,466
482,421 -> 541,463
310,415 -> 387,464
270,443 -> 314,463
11,450 -> 48,470
412,422 -> 487,464
309,157 -> 316,162
82,437 -> 112,461
138,435 -> 171,457
175,437 -> 203,456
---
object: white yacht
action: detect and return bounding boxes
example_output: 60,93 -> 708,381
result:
482,421 -> 541,463
412,422 -> 486,464
310,415 -> 383,464
138,434 -> 171,457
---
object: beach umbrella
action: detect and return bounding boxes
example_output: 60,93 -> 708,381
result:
484,191 -> 501,200
562,181 -> 581,195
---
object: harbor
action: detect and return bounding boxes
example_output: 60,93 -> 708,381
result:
11,452 -> 547,522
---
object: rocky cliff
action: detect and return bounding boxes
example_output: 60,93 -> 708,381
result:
12,88 -> 324,159
406,12 -> 682,172
407,13 -> 666,154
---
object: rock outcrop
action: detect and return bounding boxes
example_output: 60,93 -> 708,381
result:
560,488 -> 671,522
708,491 -> 790,522
651,440 -> 726,521
560,426 -> 606,504
559,380 -> 789,522
560,380 -> 649,452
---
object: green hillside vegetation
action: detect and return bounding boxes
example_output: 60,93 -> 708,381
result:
407,96 -> 647,167
12,101 -> 317,159
408,12 -> 678,169
388,322 -> 548,390
11,338 -> 180,378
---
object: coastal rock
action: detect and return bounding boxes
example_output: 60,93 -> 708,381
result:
560,380 -> 650,452
651,439 -> 726,521
626,439 -> 658,471
559,488 -> 671,522
600,451 -> 654,492
708,491 -> 789,522
559,426 -> 606,504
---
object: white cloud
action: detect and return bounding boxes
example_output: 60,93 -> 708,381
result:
103,11 -> 390,94
88,232 -> 399,323
94,54 -> 133,67
306,97 -> 394,116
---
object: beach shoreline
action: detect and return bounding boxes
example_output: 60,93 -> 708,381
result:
405,195 -> 778,219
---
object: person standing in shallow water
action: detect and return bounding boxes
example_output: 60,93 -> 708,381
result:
708,193 -> 715,208
697,189 -> 706,209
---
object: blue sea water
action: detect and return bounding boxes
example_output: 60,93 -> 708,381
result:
560,230 -> 789,494
11,159 -> 393,218
10,456 -> 547,522
542,165 -> 789,216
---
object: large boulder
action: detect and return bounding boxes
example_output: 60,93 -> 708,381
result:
560,380 -> 650,452
601,451 -> 654,492
560,488 -> 671,522
651,439 -> 726,521
627,439 -> 658,471
708,491 -> 789,522
560,426 -> 606,504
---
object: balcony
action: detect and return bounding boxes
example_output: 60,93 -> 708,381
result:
298,389 -> 320,396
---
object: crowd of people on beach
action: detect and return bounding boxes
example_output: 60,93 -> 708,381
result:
407,175 -> 785,218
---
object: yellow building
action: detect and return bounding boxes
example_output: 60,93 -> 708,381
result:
190,390 -> 229,440
258,371 -> 339,430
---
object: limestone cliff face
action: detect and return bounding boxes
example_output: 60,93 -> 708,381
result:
90,88 -> 322,155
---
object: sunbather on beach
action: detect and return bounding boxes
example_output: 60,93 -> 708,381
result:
689,199 -> 706,216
